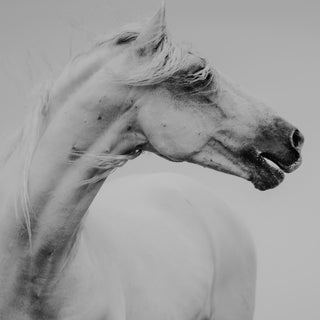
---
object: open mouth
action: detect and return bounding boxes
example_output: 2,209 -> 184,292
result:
247,151 -> 286,191
240,141 -> 303,190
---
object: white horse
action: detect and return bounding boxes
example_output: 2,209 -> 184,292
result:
0,6 -> 304,320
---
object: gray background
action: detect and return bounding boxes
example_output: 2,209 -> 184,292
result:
0,1 -> 319,319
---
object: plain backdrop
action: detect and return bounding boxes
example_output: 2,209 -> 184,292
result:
0,1 -> 319,319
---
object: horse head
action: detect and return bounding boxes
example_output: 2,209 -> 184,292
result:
57,6 -> 304,191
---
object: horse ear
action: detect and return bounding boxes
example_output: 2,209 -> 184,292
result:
134,4 -> 166,56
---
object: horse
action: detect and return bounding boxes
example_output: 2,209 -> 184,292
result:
0,6 -> 304,320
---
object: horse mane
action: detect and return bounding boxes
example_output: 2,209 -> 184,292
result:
119,31 -> 216,95
0,82 -> 51,246
0,80 -> 137,248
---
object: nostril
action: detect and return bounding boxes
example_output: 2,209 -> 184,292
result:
291,129 -> 304,150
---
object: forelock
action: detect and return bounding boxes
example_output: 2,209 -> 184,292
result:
95,25 -> 217,96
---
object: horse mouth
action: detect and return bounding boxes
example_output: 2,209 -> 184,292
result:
247,147 -> 303,190
248,152 -> 286,190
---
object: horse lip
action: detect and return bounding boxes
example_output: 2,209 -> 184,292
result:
255,155 -> 285,190
243,149 -> 285,191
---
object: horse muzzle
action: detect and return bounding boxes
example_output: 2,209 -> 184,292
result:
244,119 -> 304,191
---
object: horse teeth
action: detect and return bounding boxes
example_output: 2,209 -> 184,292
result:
264,157 -> 279,170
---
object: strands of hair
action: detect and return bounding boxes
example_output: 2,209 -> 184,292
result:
117,30 -> 216,96
5,83 -> 52,249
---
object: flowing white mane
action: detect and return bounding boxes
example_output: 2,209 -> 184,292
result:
0,82 -> 51,246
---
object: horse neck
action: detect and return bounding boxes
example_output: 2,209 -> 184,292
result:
0,48 -> 144,315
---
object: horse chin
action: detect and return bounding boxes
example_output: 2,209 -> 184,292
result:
246,151 -> 286,191
250,167 -> 285,191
